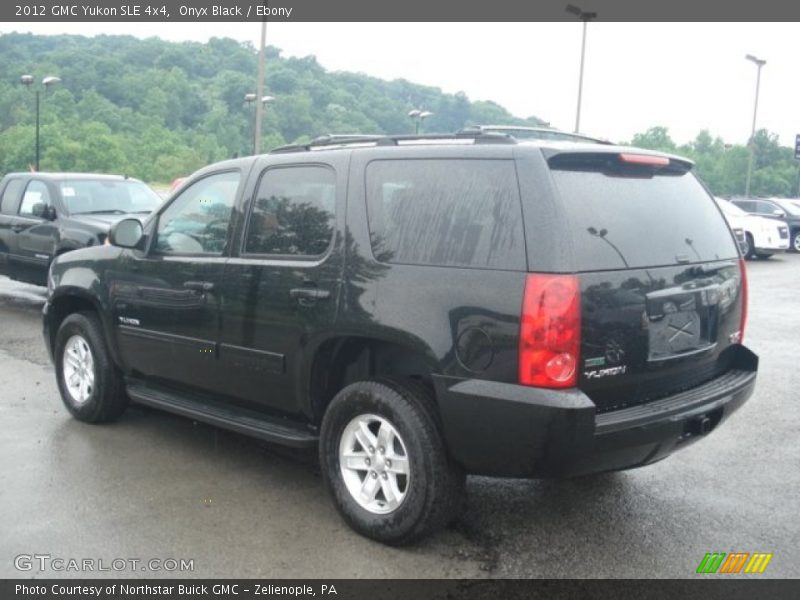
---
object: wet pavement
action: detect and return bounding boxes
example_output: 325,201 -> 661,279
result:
0,254 -> 798,577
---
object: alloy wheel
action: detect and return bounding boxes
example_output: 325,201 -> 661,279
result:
62,335 -> 95,405
339,413 -> 410,514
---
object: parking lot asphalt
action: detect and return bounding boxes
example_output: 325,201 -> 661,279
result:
0,255 -> 798,578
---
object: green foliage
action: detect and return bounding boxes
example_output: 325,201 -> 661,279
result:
622,127 -> 800,197
0,33 -> 543,182
3,33 -> 797,196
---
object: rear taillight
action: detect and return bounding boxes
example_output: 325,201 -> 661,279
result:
738,258 -> 748,343
519,274 -> 581,388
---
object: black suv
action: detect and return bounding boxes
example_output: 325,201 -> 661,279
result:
0,172 -> 162,285
43,133 -> 758,544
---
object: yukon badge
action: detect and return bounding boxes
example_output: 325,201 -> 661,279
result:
118,316 -> 140,326
584,365 -> 627,379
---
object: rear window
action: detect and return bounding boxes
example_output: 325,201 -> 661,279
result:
550,157 -> 738,270
365,159 -> 525,270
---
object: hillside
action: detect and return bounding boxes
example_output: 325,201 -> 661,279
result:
0,33 -> 545,181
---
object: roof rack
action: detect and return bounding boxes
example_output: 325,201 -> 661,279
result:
461,125 -> 613,145
270,131 -> 517,154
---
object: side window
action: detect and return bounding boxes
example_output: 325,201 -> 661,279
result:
154,171 -> 240,256
365,159 -> 525,270
0,179 -> 26,215
244,165 -> 336,257
19,180 -> 52,217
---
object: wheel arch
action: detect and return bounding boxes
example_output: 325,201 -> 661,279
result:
302,333 -> 441,425
47,288 -> 122,368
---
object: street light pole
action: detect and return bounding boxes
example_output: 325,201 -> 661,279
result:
244,93 -> 275,155
408,109 -> 433,134
35,89 -> 40,171
254,18 -> 268,155
566,4 -> 597,134
21,74 -> 60,172
744,54 -> 766,198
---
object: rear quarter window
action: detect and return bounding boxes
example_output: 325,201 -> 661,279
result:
365,159 -> 526,270
0,179 -> 26,215
550,161 -> 738,270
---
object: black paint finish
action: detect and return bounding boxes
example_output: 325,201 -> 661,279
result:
43,142 -> 758,476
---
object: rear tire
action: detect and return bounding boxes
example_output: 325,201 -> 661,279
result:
54,311 -> 128,423
743,233 -> 755,259
319,378 -> 465,545
754,251 -> 773,260
792,230 -> 800,253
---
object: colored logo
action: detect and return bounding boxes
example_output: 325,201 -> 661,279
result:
696,552 -> 773,574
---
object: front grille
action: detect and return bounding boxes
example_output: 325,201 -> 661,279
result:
779,227 -> 789,239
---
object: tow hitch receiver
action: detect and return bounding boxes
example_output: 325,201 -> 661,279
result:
685,409 -> 722,437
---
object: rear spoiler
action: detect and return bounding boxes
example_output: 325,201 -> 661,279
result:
547,151 -> 694,176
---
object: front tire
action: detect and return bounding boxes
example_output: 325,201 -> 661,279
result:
792,230 -> 800,253
54,311 -> 128,423
319,379 -> 465,545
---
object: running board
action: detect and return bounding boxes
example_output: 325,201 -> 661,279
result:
125,380 -> 318,448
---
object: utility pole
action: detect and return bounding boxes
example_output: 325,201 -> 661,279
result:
254,16 -> 268,155
566,5 -> 597,134
744,54 -> 766,198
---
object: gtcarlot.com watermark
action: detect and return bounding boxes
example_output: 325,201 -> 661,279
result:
14,553 -> 194,573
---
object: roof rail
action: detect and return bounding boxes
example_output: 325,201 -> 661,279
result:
270,131 -> 517,154
461,125 -> 613,145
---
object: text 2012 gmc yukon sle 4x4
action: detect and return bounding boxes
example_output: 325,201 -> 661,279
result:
43,133 -> 758,544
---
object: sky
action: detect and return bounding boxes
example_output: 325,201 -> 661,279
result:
1,22 -> 798,146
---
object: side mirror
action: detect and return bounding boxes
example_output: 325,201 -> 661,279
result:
31,202 -> 50,218
109,218 -> 144,249
772,209 -> 786,217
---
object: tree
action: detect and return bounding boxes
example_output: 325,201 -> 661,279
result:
631,126 -> 676,152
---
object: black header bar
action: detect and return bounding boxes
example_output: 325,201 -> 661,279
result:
3,0 -> 800,22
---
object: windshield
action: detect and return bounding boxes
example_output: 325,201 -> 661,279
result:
715,197 -> 747,217
61,179 -> 162,215
773,198 -> 800,216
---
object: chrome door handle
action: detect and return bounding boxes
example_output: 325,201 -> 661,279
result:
290,288 -> 330,300
183,280 -> 215,292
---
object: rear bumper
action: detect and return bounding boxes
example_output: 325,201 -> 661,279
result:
433,345 -> 758,477
754,242 -> 789,252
